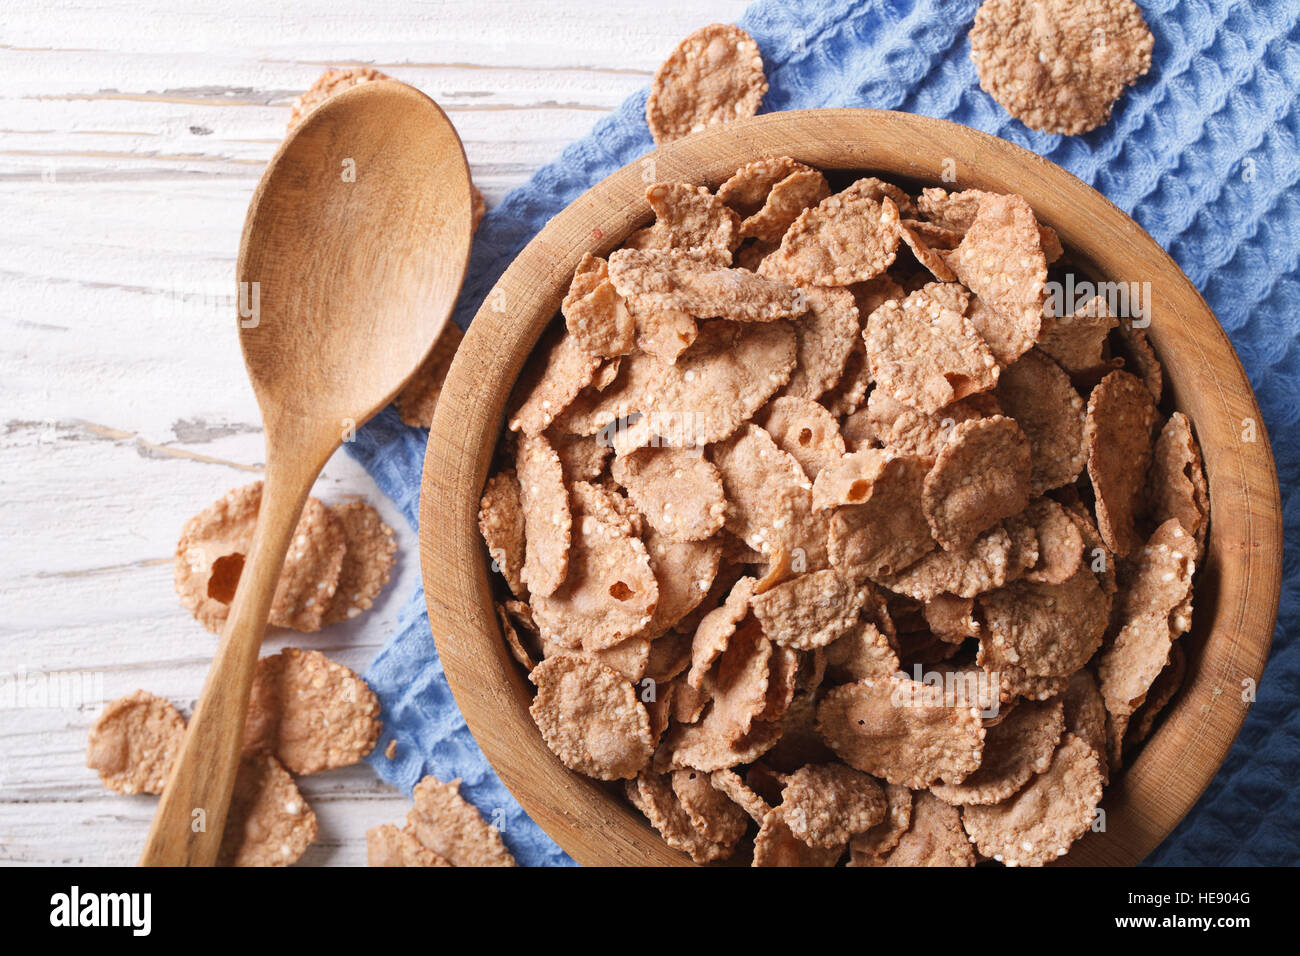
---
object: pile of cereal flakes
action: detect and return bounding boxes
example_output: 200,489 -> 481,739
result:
480,159 -> 1208,866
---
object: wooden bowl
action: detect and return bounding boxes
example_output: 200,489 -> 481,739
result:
421,109 -> 1282,866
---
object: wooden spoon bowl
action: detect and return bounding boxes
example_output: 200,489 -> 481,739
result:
422,109 -> 1281,866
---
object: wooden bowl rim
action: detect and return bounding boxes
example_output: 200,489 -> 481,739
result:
421,108 -> 1282,867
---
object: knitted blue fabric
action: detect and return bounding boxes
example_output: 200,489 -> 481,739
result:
350,0 -> 1299,866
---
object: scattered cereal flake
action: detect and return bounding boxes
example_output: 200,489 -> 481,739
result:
932,697 -> 1064,806
644,182 -> 741,257
646,23 -> 768,145
671,768 -> 750,846
243,649 -> 381,775
592,356 -> 623,391
1127,642 -> 1186,749
646,681 -> 677,743
529,654 -> 653,780
645,630 -> 695,684
709,767 -> 773,823
711,424 -> 830,568
760,396 -> 848,480
688,576 -> 757,688
867,389 -> 1001,463
820,340 -> 873,417
515,433 -> 571,598
287,67 -> 390,130
548,353 -> 647,438
1061,499 -> 1117,595
920,280 -> 971,317
742,168 -> 832,243
752,807 -> 844,866
218,754 -> 317,867
979,568 -> 1110,678
530,481 -> 658,649
478,469 -> 528,598
508,328 -> 602,435
1085,370 -> 1159,556
628,772 -> 733,863
323,500 -> 397,624
85,690 -> 184,795
928,662 -> 1007,716
609,248 -> 806,323
969,0 -> 1153,135
924,594 -> 980,644
750,567 -> 875,650
644,528 -> 722,638
782,763 -> 887,848
825,617 -> 901,683
995,349 -> 1088,495
816,675 -> 986,788
986,658 -> 1070,703
630,301 -> 700,365
777,286 -> 861,403
611,446 -> 727,542
923,416 -> 1032,551
1105,711 -> 1128,772
622,319 -> 798,451
849,177 -> 919,218
675,560 -> 746,637
174,482 -> 345,634
917,188 -> 984,233
1097,519 -> 1196,717
848,782 -> 913,864
1039,223 -> 1064,263
406,775 -> 517,866
394,321 -> 463,427
718,157 -> 813,217
1013,498 -> 1084,585
551,431 -> 613,484
822,452 -> 935,577
562,254 -> 636,358
384,739 -> 398,760
961,733 -> 1103,867
572,633 -> 652,683
943,193 -> 1046,364
366,824 -> 452,867
758,644 -> 801,723
1114,320 -> 1163,402
672,677 -> 711,724
900,220 -> 958,282
865,285 -> 1000,415
1061,668 -> 1110,783
1038,294 -> 1121,382
702,624 -> 773,738
883,791 -> 975,866
1146,412 -> 1209,556
901,218 -> 962,250
663,630 -> 778,771
760,182 -> 901,286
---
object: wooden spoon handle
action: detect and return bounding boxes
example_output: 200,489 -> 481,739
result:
139,458 -> 319,866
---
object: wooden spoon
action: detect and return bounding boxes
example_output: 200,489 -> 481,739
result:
140,80 -> 472,866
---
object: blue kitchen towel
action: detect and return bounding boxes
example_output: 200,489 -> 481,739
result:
348,0 -> 1300,866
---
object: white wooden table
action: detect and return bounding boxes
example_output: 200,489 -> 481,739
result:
0,0 -> 750,866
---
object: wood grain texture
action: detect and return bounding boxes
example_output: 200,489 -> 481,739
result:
423,108 -> 1283,867
0,0 -> 750,868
